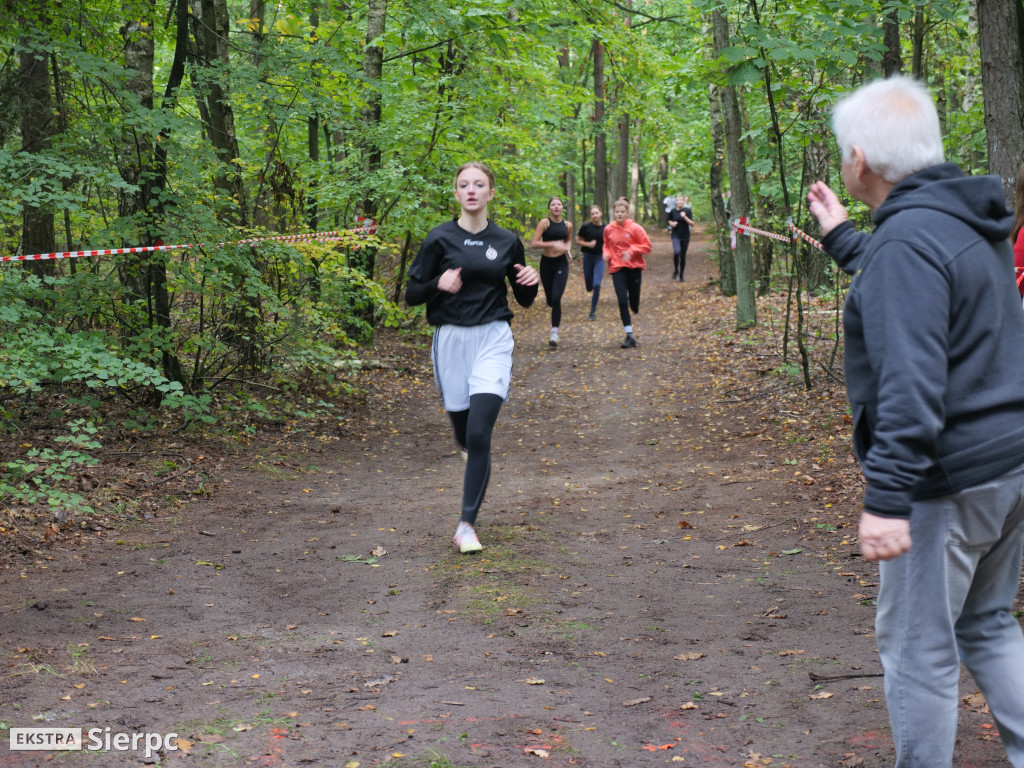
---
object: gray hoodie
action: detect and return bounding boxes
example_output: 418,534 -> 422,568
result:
823,162 -> 1024,518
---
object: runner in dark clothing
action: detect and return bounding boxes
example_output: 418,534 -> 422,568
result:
530,197 -> 573,348
667,194 -> 695,281
576,205 -> 606,320
406,162 -> 540,553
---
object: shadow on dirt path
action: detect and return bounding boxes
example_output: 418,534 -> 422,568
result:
0,229 -> 1013,767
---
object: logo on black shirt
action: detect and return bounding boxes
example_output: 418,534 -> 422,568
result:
486,246 -> 498,260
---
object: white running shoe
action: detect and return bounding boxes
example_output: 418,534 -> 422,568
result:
549,331 -> 559,349
453,522 -> 483,553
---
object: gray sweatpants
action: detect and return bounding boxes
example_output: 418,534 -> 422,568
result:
876,462 -> 1024,767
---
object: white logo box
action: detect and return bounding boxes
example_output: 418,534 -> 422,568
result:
9,728 -> 83,750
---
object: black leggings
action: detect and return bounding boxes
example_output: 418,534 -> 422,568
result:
672,232 -> 690,277
582,251 -> 604,315
448,392 -> 503,525
612,268 -> 643,326
540,254 -> 569,327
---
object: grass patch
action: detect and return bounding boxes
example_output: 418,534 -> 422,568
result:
380,751 -> 469,768
550,620 -> 595,641
463,584 -> 540,620
170,707 -> 295,755
439,524 -> 553,622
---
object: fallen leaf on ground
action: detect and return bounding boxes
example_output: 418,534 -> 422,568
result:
680,702 -> 698,710
962,691 -> 988,711
809,691 -> 834,699
778,649 -> 805,656
525,747 -> 549,757
674,652 -> 705,661
525,678 -> 545,685
623,696 -> 651,707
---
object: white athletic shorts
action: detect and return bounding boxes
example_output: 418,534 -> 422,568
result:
432,320 -> 515,411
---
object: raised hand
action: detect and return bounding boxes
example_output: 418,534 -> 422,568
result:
807,181 -> 849,236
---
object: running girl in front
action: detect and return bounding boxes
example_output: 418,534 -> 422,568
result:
405,162 -> 540,553
576,205 -> 606,320
530,197 -> 574,348
603,197 -> 652,348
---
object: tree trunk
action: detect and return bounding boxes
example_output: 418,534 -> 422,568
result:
118,2 -> 156,299
121,0 -> 186,386
308,1 -> 321,231
592,39 -> 608,212
801,134 -> 832,291
978,0 -> 1024,202
657,153 -> 668,224
191,0 -> 257,371
614,113 -> 629,201
911,6 -> 925,78
355,0 -> 387,278
882,8 -> 902,76
192,0 -> 249,225
712,10 -> 756,328
708,83 -> 733,292
18,0 -> 56,277
630,117 -> 641,217
566,170 -> 576,230
558,40 -> 577,226
250,0 -> 281,229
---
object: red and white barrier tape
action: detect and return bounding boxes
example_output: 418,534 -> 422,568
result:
1,242 -> 188,263
730,217 -> 825,252
731,217 -> 792,247
1,222 -> 378,264
787,219 -> 824,251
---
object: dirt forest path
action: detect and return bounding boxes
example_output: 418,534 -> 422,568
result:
0,230 -> 1013,768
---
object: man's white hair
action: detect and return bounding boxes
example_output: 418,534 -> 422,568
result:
832,76 -> 945,184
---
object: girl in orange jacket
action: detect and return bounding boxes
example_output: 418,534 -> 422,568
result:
603,197 -> 652,348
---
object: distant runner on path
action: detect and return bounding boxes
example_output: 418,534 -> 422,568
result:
530,197 -> 574,349
667,194 -> 695,282
603,197 -> 652,349
576,204 -> 606,321
405,162 -> 540,554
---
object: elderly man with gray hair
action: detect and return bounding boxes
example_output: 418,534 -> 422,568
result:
808,76 -> 1024,767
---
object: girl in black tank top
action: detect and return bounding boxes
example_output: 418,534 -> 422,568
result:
529,197 -> 574,348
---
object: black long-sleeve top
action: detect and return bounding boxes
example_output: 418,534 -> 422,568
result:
405,219 -> 537,327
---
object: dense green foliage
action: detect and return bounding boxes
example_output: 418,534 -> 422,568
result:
0,0 -> 993,512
